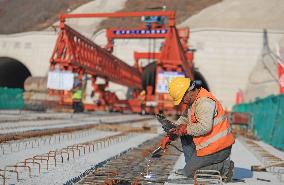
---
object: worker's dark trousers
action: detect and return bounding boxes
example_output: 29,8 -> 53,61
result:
73,101 -> 83,113
180,135 -> 232,177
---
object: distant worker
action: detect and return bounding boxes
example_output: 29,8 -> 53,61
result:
72,77 -> 83,113
138,90 -> 146,114
166,77 -> 235,181
138,90 -> 146,101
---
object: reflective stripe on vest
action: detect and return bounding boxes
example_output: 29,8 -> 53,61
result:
196,126 -> 232,150
190,88 -> 235,156
213,114 -> 227,126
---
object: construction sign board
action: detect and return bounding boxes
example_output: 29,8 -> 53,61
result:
156,71 -> 185,93
47,71 -> 74,90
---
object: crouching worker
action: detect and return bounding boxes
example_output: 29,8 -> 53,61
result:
168,77 -> 235,182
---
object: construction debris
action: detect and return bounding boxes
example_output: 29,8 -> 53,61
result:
251,161 -> 284,172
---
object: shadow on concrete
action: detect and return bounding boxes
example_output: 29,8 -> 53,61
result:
233,167 -> 253,179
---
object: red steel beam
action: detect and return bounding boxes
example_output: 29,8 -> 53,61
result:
60,11 -> 176,26
106,26 -> 193,78
50,24 -> 142,89
134,52 -> 161,61
159,27 -> 193,78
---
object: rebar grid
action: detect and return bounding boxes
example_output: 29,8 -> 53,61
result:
0,129 -> 95,156
194,170 -> 223,185
75,136 -> 181,185
1,132 -> 132,184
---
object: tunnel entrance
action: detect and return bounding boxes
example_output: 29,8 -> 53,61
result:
194,70 -> 210,91
0,57 -> 31,89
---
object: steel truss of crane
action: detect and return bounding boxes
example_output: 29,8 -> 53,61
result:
48,11 -> 194,114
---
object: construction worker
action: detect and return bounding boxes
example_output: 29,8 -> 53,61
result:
166,77 -> 235,181
138,90 -> 146,102
72,77 -> 83,113
138,90 -> 146,114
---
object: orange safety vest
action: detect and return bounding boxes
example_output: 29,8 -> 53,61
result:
190,88 -> 235,156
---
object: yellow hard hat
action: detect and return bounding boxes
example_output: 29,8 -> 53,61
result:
168,77 -> 191,105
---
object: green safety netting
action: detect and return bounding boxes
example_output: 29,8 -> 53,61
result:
233,94 -> 284,151
0,87 -> 24,109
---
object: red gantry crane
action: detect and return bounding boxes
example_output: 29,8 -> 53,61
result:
48,11 -> 194,114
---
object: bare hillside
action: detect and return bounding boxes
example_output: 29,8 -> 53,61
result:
0,0 -> 90,34
0,0 -> 222,34
98,0 -> 222,29
181,0 -> 284,30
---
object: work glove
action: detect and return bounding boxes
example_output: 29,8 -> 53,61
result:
160,135 -> 171,149
169,124 -> 187,136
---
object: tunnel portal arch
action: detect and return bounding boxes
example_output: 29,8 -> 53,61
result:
0,57 -> 31,89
